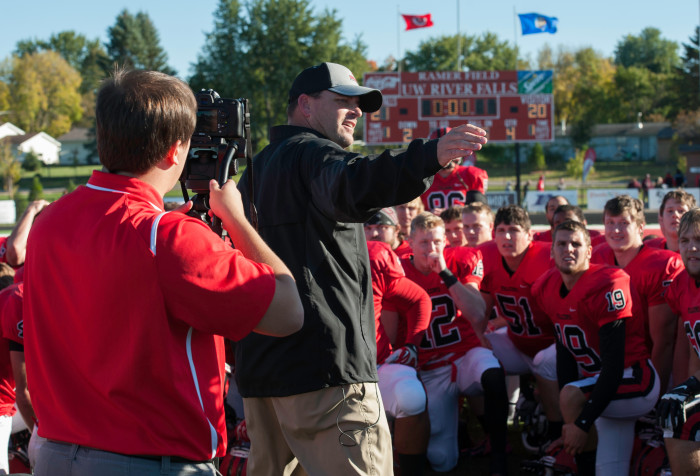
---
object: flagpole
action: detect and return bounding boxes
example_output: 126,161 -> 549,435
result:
513,6 -> 518,70
397,5 -> 402,72
456,0 -> 461,70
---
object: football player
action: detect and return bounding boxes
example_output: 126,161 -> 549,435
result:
402,212 -> 508,475
534,220 -> 659,475
591,195 -> 683,392
659,207 -> 700,475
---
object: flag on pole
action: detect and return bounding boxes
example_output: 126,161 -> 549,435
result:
582,147 -> 596,183
401,14 -> 434,31
518,13 -> 558,35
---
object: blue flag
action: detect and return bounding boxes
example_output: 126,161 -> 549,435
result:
518,13 -> 558,35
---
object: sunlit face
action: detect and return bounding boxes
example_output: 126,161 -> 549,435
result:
363,224 -> 398,246
552,210 -> 582,230
604,211 -> 643,252
494,222 -> 531,259
660,199 -> 691,240
462,211 -> 493,247
444,219 -> 466,247
305,91 -> 361,148
546,197 -> 569,226
553,229 -> 591,277
679,223 -> 700,280
411,227 -> 446,274
396,204 -> 420,230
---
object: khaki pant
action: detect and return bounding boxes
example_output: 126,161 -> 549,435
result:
243,383 -> 393,476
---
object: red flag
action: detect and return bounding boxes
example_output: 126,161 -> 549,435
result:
402,14 -> 433,31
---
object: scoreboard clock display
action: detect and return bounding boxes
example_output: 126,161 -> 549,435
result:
362,70 -> 554,145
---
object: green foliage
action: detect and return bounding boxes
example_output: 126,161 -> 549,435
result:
66,178 -> 77,193
106,10 -> 175,74
21,151 -> 42,172
669,27 -> 700,117
527,143 -> 546,171
565,149 -> 591,180
404,33 -> 516,72
28,175 -> 44,202
7,51 -> 83,136
614,27 -> 679,74
189,0 -> 370,147
0,142 -> 21,198
14,195 -> 28,218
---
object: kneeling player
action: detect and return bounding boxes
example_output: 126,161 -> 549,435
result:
533,221 -> 660,475
403,213 -> 509,475
658,207 -> 700,475
368,240 -> 432,476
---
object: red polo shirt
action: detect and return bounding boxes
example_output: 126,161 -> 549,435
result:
24,171 -> 275,460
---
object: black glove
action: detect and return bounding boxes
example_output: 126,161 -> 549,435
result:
657,376 -> 700,433
383,344 -> 419,368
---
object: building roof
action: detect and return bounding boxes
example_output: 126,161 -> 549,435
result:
0,132 -> 40,145
57,127 -> 90,142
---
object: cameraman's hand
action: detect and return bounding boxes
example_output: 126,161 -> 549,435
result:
169,201 -> 193,214
208,179 -> 246,224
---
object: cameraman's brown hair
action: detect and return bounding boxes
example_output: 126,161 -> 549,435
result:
603,195 -> 645,227
96,68 -> 197,175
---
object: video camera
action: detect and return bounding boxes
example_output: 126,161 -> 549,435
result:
180,89 -> 252,237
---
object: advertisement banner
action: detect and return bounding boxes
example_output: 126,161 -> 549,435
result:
0,201 -> 15,225
648,187 -> 700,210
523,190 -> 578,212
586,189 -> 640,210
485,192 -> 517,209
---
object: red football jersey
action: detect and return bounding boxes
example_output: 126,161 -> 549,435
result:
420,165 -> 487,211
368,241 -> 431,363
480,240 -> 556,357
402,246 -> 483,365
644,236 -> 670,252
0,285 -> 16,416
665,271 -> 700,360
393,239 -> 413,260
0,283 -> 22,346
532,264 -> 650,377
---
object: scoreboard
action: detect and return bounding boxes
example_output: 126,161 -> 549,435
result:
362,70 -> 554,145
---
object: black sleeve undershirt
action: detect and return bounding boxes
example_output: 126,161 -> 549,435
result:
556,339 -> 580,390
8,341 -> 23,352
574,319 -> 626,433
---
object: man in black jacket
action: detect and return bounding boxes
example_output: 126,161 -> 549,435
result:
237,62 -> 487,475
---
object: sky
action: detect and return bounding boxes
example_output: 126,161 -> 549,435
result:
0,0 -> 698,79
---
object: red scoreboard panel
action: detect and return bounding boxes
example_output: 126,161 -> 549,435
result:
362,70 -> 554,145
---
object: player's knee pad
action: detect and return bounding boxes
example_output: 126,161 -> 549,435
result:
394,379 -> 426,417
427,444 -> 458,473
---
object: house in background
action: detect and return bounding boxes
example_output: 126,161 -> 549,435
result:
0,122 -> 61,165
57,127 -> 95,164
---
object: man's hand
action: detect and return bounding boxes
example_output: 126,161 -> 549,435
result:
168,200 -> 193,214
208,179 -> 246,223
561,422 -> 588,455
383,344 -> 419,368
427,251 -> 447,275
436,124 -> 487,168
657,376 -> 700,433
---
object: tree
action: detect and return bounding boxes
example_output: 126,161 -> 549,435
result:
6,51 -> 83,137
669,27 -> 700,116
190,0 -> 370,146
550,47 -> 616,148
0,142 -> 21,198
21,151 -> 42,172
28,175 -> 44,202
614,27 -> 679,74
528,143 -> 546,171
106,10 -> 175,74
403,33 -> 517,72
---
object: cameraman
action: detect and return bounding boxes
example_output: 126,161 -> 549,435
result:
237,62 -> 487,475
23,69 -> 303,476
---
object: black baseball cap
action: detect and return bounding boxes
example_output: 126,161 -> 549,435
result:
288,62 -> 383,113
